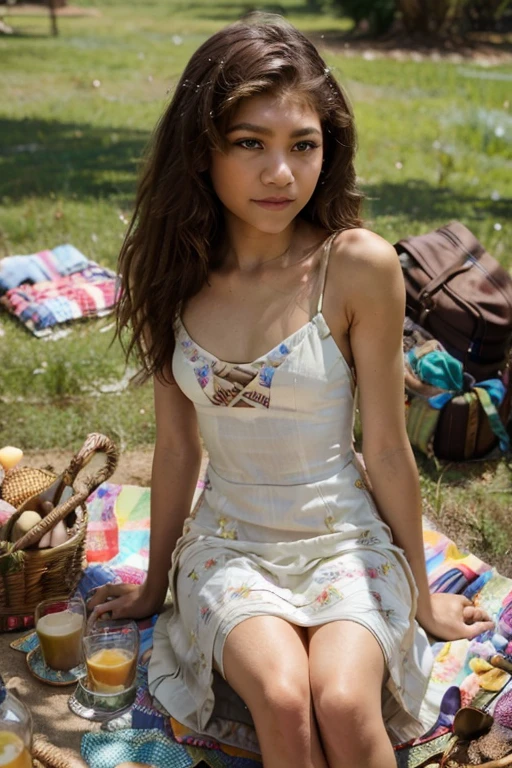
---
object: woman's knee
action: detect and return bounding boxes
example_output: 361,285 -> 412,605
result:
313,684 -> 382,744
262,673 -> 311,721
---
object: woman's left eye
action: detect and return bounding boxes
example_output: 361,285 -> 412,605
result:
236,139 -> 261,150
293,141 -> 318,152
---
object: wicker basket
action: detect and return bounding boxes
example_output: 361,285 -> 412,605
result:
1,467 -> 59,509
440,729 -> 512,767
0,433 -> 119,632
32,734 -> 88,768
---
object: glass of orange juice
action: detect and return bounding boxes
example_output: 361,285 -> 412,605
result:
35,595 -> 86,672
83,620 -> 139,694
0,678 -> 32,768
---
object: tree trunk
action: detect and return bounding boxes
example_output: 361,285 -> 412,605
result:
48,0 -> 58,37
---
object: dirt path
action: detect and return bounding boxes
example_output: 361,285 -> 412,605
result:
24,446 -> 155,487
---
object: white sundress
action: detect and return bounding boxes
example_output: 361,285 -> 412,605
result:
148,235 -> 436,753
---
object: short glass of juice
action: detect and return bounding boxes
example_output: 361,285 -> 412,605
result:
35,595 -> 86,672
0,679 -> 32,768
83,620 -> 139,694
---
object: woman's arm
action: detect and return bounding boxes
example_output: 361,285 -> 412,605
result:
335,229 -> 493,641
88,371 -> 203,619
145,371 -> 203,601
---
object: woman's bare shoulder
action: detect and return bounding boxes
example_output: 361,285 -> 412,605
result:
333,227 -> 398,268
330,228 -> 401,294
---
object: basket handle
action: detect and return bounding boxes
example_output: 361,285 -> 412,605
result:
61,432 -> 119,489
33,733 -> 88,767
10,433 -> 119,552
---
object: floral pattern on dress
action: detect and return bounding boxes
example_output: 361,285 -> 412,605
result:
192,650 -> 208,677
357,529 -> 381,546
217,516 -> 238,540
324,514 -> 336,533
179,324 -> 292,409
180,338 -> 201,363
199,605 -> 213,625
227,584 -> 252,600
315,585 -> 343,607
259,365 -> 275,388
314,564 -> 364,585
194,363 -> 211,389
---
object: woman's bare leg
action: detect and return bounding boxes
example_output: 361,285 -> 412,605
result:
308,621 -> 397,768
222,616 -> 328,768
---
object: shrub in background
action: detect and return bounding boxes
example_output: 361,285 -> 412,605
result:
329,0 -> 511,35
329,0 -> 396,34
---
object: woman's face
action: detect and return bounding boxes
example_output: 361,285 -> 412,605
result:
210,91 -> 323,237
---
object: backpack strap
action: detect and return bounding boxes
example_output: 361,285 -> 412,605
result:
473,386 -> 510,452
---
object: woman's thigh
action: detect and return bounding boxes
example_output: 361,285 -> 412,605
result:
308,620 -> 387,729
308,620 -> 397,767
221,615 -> 309,705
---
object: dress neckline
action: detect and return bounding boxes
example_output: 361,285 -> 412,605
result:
176,232 -> 338,368
176,312 -> 322,367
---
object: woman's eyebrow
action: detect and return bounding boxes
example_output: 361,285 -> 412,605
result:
226,122 -> 321,138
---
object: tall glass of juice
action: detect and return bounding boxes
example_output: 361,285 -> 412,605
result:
35,595 -> 86,671
0,678 -> 32,768
83,620 -> 139,694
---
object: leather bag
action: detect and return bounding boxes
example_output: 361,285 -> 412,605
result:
396,221 -> 512,381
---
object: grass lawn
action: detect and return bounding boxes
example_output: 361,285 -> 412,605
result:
1,0 -> 511,570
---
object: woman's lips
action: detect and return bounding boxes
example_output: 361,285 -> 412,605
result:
252,198 -> 294,211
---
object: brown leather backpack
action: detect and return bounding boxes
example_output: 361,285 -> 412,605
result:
396,221 -> 512,382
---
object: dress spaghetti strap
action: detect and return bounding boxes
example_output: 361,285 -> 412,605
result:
316,232 -> 338,315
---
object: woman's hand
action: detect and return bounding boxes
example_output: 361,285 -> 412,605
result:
418,592 -> 495,641
86,582 -> 164,621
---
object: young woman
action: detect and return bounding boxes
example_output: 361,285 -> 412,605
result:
89,15 -> 494,768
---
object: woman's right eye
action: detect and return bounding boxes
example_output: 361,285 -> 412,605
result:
235,139 -> 262,150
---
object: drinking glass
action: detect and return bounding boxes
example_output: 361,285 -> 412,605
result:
83,619 -> 139,694
0,678 -> 32,768
35,595 -> 86,672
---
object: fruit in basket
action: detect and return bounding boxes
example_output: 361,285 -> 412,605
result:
11,511 -> 42,544
0,448 -> 23,472
49,520 -> 68,548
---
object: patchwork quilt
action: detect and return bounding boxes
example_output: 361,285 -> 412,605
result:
77,480 -> 512,767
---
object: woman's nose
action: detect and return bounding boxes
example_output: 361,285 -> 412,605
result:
261,154 -> 294,186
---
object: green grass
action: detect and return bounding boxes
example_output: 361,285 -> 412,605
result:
0,0 -> 511,565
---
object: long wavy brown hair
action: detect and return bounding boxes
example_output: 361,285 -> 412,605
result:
116,14 -> 363,381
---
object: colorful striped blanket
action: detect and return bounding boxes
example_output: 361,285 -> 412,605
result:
79,481 -> 512,767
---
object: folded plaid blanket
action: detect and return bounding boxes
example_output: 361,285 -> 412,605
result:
1,265 -> 119,334
0,244 -> 120,336
0,244 -> 89,293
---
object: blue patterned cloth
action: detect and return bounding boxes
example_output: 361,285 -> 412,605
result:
81,729 -> 196,767
81,728 -> 259,767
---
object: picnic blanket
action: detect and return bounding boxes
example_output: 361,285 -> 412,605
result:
77,478 -> 512,766
0,244 -> 119,336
